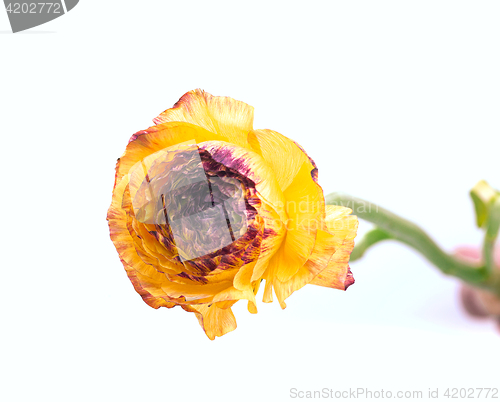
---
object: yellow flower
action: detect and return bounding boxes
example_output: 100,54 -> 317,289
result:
107,90 -> 358,339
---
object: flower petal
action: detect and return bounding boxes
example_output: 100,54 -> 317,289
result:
248,129 -> 310,192
311,206 -> 358,290
154,89 -> 254,149
271,228 -> 337,308
249,200 -> 286,282
188,303 -> 237,340
263,206 -> 357,308
115,121 -> 227,188
273,162 -> 325,283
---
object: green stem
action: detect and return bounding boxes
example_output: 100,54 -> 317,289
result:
350,228 -> 392,261
483,197 -> 500,276
326,192 -> 500,295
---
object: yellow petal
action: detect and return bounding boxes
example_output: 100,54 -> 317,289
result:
124,260 -> 177,309
324,205 -> 355,223
249,200 -> 287,282
189,303 -> 237,340
154,89 -> 254,149
215,300 -> 237,310
248,129 -> 309,192
272,229 -> 337,308
273,162 -> 325,283
108,177 -> 168,288
231,260 -> 264,314
115,121 -> 226,187
233,260 -> 258,291
211,284 -> 257,312
264,207 -> 358,308
248,280 -> 261,314
311,206 -> 358,290
262,276 -> 274,304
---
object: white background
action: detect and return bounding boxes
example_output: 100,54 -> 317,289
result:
1,1 -> 500,401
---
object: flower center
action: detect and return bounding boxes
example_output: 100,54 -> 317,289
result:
130,144 -> 256,262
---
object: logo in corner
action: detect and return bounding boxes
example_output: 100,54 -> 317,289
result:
3,1 -> 79,33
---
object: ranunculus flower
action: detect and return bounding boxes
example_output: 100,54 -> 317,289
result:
107,89 -> 358,339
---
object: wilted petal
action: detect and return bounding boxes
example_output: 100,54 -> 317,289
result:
115,122 -> 227,187
153,89 -> 254,149
311,206 -> 358,290
188,303 -> 238,340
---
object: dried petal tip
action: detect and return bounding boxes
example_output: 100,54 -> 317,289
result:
344,267 -> 355,290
